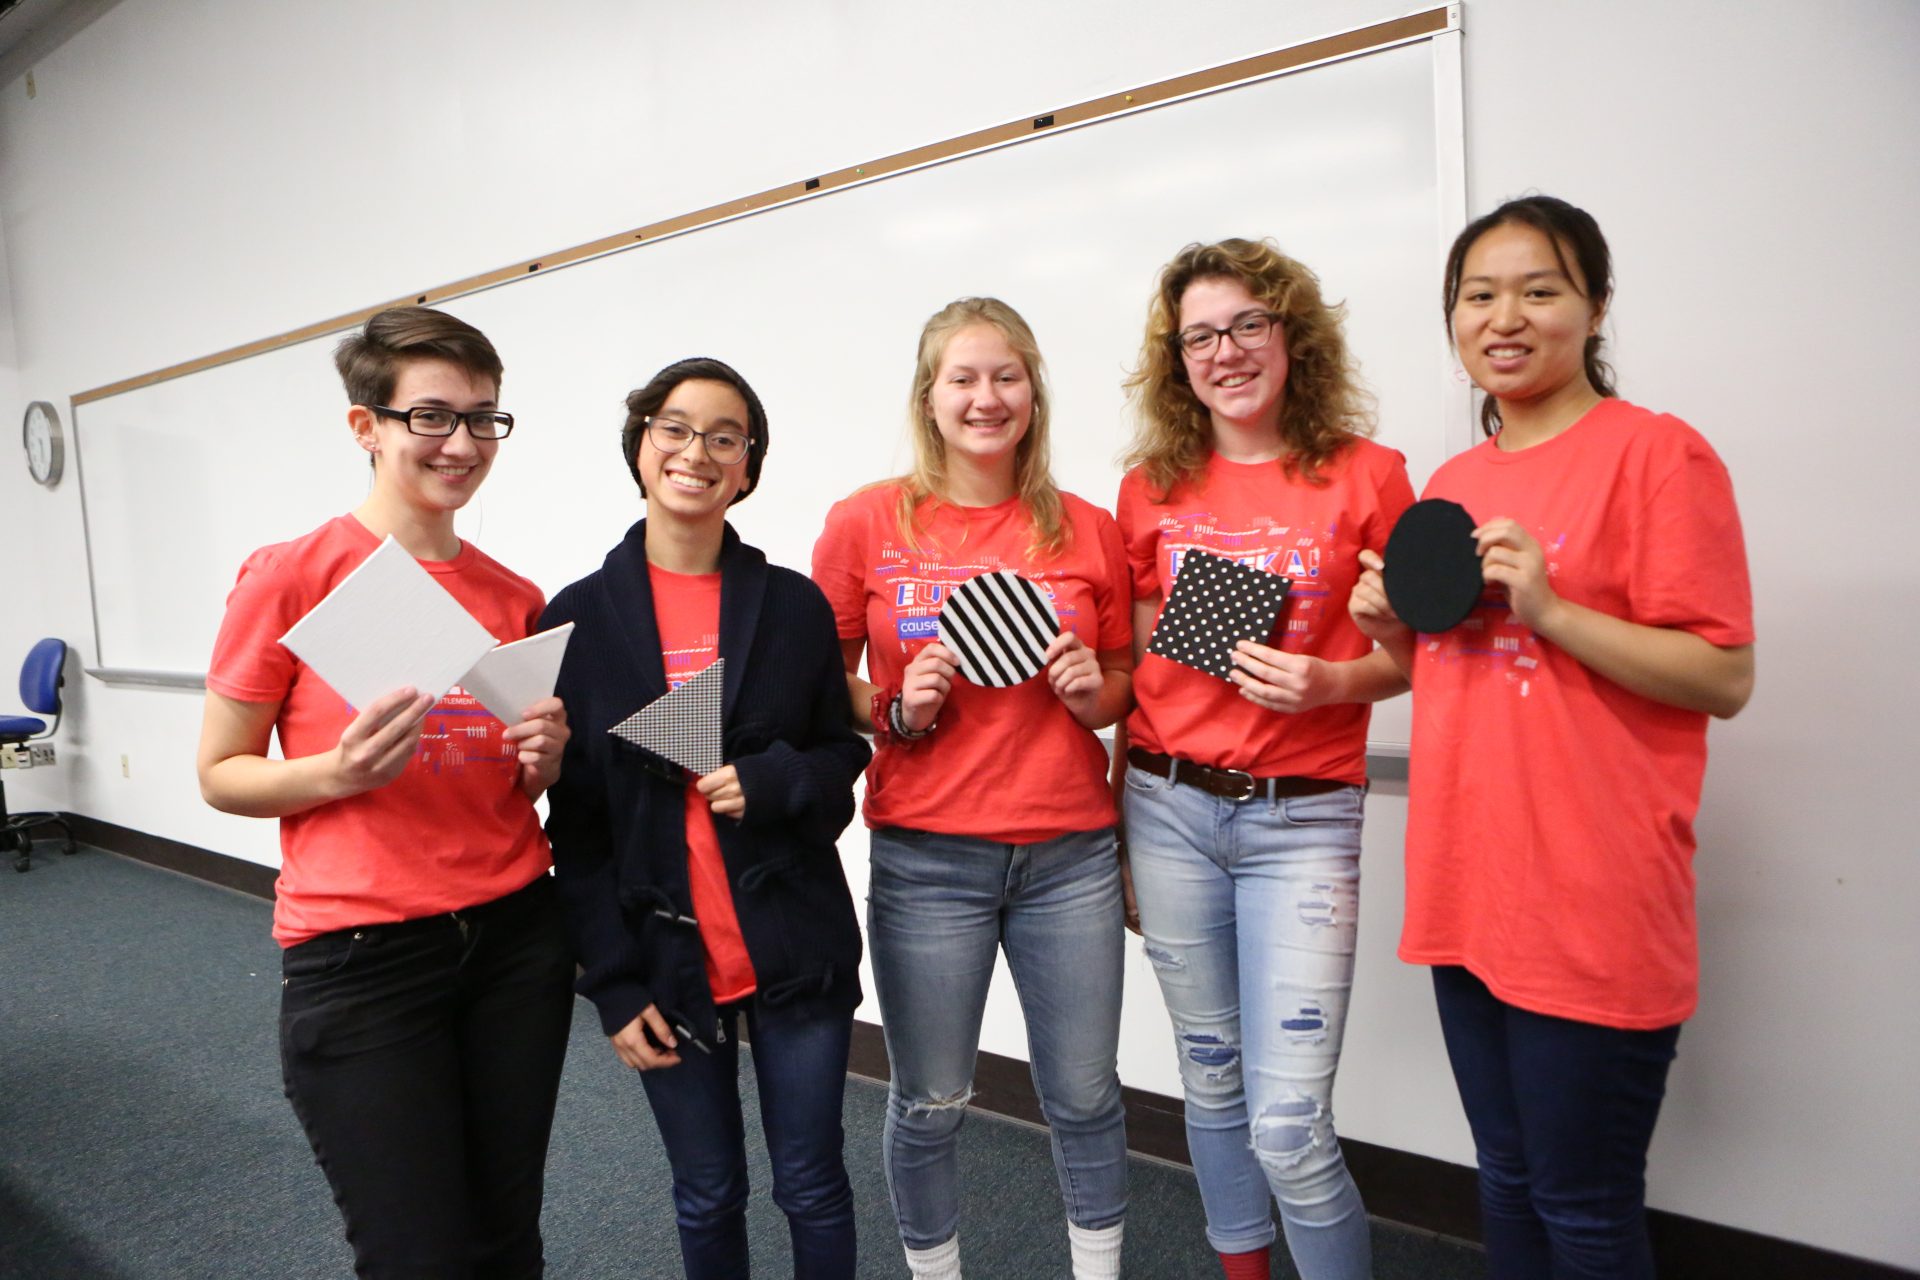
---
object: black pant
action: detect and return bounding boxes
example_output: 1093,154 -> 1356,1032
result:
280,874 -> 576,1279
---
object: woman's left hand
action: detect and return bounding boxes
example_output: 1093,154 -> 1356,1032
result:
697,765 -> 747,819
507,697 -> 569,797
1230,641 -> 1339,714
1117,839 -> 1142,936
1475,518 -> 1561,631
1044,631 -> 1103,719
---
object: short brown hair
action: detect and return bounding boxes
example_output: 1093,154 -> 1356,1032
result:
620,357 -> 769,505
334,306 -> 504,407
1121,239 -> 1373,501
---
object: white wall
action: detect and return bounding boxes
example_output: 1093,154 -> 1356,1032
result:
3,1 -> 1915,1267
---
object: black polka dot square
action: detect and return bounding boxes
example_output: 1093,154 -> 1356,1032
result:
1146,551 -> 1293,681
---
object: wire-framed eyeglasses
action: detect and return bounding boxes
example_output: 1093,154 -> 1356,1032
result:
644,416 -> 751,465
372,405 -> 516,440
1171,311 -> 1282,359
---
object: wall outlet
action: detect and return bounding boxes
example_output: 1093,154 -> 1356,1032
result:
121,753 -> 130,778
29,744 -> 57,767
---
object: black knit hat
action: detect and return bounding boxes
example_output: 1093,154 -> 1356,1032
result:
620,356 -> 769,505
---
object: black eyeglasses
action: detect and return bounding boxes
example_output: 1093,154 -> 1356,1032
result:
644,416 -> 751,465
372,405 -> 516,440
1171,311 -> 1282,359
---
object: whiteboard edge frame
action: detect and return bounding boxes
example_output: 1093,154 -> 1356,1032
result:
70,5 -> 1468,701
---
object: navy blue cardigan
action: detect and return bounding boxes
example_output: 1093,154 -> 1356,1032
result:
539,520 -> 869,1044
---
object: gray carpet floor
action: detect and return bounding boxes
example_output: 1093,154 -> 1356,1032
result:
0,846 -> 1483,1278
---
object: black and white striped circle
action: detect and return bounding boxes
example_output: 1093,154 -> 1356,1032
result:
937,570 -> 1061,688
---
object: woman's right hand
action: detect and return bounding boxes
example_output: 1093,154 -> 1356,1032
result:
1349,550 -> 1409,644
610,1005 -> 682,1070
898,641 -> 958,733
328,687 -> 434,800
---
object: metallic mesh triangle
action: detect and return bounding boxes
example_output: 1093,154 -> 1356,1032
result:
608,658 -> 725,776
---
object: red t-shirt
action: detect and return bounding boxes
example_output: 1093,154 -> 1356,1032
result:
1116,441 -> 1415,782
648,563 -> 757,1004
1400,399 -> 1754,1029
811,484 -> 1132,843
205,514 -> 552,946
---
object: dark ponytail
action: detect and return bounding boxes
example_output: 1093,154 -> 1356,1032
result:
1443,195 -> 1615,437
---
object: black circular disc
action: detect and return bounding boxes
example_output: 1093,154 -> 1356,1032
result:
1383,499 -> 1482,634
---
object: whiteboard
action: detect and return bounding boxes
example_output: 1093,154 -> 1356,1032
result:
72,35 -> 1463,751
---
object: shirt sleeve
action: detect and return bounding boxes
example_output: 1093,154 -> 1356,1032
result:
810,495 -> 872,640
1114,470 -> 1163,601
1628,424 -> 1754,646
1368,447 -> 1418,549
205,547 -> 302,704
1089,508 -> 1134,652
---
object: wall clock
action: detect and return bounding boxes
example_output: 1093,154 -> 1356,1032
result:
22,400 -> 64,488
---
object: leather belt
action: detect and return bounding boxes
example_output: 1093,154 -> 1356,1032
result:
1127,746 -> 1347,803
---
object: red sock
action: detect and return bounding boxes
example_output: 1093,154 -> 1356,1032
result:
1218,1246 -> 1270,1280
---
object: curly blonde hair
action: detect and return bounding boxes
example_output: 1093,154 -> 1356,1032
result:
891,297 -> 1069,559
1121,238 -> 1374,501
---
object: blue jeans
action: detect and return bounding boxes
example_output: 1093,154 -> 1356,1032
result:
1432,966 -> 1680,1280
866,825 -> 1128,1249
1124,766 -> 1371,1279
639,996 -> 857,1279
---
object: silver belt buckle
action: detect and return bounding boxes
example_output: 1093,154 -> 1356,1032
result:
1221,768 -> 1257,801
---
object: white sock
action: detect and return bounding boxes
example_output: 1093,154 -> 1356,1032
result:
1068,1220 -> 1124,1279
904,1233 -> 962,1280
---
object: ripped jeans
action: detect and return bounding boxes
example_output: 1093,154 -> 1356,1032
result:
1124,766 -> 1370,1279
866,825 -> 1128,1250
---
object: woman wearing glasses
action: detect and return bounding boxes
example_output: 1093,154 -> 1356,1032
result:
1115,240 -> 1413,1280
1352,196 -> 1753,1279
541,357 -> 870,1279
812,298 -> 1134,1280
198,306 -> 576,1277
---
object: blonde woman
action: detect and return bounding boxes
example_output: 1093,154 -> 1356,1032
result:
1116,240 -> 1413,1280
811,298 -> 1132,1280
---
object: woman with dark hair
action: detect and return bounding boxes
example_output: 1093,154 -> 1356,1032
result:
198,306 -> 576,1277
812,297 -> 1133,1280
542,357 -> 870,1279
1115,238 -> 1414,1280
1352,195 -> 1756,1279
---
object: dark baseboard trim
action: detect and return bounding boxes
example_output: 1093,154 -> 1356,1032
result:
64,813 -> 276,900
849,1021 -> 1910,1279
62,815 -> 1912,1279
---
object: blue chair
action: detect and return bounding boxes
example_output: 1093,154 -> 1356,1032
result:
2,638 -> 75,873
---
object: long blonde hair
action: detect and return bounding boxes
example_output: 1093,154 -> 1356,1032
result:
1121,238 -> 1375,501
891,297 -> 1069,559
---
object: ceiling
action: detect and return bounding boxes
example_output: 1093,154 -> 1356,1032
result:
0,0 -> 120,89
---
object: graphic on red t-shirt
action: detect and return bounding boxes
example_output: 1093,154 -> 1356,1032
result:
1400,400 -> 1754,1030
204,515 -> 552,947
1117,442 -> 1415,781
416,686 -> 521,772
647,563 -> 756,1004
1153,513 -> 1336,647
872,544 -> 1093,652
812,486 -> 1131,843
